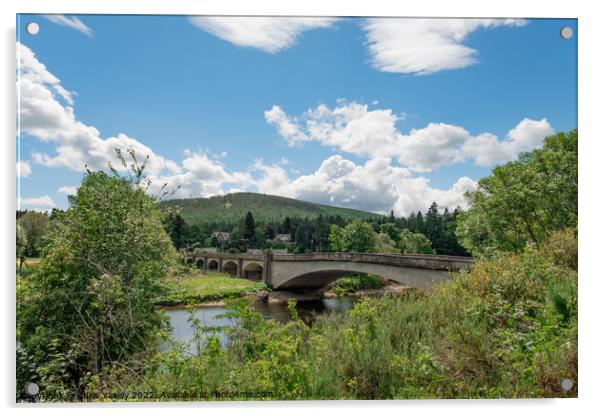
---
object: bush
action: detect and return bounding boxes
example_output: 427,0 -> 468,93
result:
17,155 -> 178,401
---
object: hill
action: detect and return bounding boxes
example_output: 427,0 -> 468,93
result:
158,192 -> 383,226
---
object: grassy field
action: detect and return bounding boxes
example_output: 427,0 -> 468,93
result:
157,271 -> 266,306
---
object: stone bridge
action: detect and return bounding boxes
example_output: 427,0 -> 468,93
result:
182,251 -> 473,291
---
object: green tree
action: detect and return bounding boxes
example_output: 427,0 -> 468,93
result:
162,209 -> 189,249
329,220 -> 377,253
294,221 -> 314,253
243,211 -> 256,243
379,223 -> 402,245
17,210 -> 49,257
457,130 -> 577,257
398,229 -> 435,254
16,223 -> 28,271
329,225 -> 346,252
17,152 -> 178,400
375,232 -> 398,253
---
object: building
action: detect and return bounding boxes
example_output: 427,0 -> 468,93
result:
211,232 -> 231,243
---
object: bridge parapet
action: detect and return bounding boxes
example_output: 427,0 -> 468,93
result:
271,252 -> 473,271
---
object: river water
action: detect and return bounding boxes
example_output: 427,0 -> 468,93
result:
162,297 -> 357,355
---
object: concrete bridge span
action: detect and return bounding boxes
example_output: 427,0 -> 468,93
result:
182,251 -> 473,291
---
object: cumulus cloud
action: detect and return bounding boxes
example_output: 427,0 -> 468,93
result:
18,42 -> 180,176
58,185 -> 78,195
363,18 -> 527,75
19,195 -> 56,210
43,15 -> 93,37
251,155 -> 477,216
266,101 -> 554,171
16,161 -> 31,178
188,16 -> 338,53
17,42 -> 251,200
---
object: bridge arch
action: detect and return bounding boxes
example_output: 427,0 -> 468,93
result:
195,259 -> 204,270
223,260 -> 238,277
243,263 -> 263,280
208,259 -> 219,272
185,258 -> 194,265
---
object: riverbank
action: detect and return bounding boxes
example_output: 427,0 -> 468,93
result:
156,269 -> 407,308
156,271 -> 266,306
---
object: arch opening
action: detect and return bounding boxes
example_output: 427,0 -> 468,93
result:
275,269 -> 392,291
208,259 -> 219,272
243,263 -> 263,280
223,261 -> 237,277
196,259 -> 204,269
185,258 -> 194,265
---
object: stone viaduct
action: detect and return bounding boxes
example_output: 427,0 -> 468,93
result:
182,250 -> 473,291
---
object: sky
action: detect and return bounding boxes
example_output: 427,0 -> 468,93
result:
16,15 -> 577,216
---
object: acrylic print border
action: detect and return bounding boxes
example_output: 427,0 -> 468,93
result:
2,0 -> 596,414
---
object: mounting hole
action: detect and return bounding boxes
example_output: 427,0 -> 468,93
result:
26,22 -> 39,35
560,26 -> 573,40
560,378 -> 574,391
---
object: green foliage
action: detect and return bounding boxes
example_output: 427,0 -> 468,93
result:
331,274 -> 385,296
17,152 -> 178,401
457,130 -> 578,257
374,232 -> 398,253
379,223 -> 402,243
17,210 -> 50,257
398,229 -> 435,254
96,229 -> 576,400
328,221 -> 377,253
159,192 -> 382,228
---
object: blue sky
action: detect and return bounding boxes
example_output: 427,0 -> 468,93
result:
16,15 -> 577,216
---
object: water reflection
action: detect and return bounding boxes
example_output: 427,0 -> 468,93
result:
162,297 -> 357,355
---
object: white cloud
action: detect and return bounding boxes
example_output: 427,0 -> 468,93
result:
58,185 -> 78,195
19,195 -> 56,210
188,16 -> 337,53
16,161 -> 31,178
266,101 -> 554,171
363,18 -> 527,75
17,42 -> 251,201
251,155 -> 478,216
43,15 -> 93,37
18,42 -> 181,177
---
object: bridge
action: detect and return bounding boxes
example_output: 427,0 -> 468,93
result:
182,251 -> 473,291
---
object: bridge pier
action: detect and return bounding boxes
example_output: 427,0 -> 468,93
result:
237,259 -> 243,278
262,251 -> 273,285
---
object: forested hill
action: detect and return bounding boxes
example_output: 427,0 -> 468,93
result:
158,192 -> 383,226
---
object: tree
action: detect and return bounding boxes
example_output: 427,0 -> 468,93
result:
313,214 -> 330,252
379,223 -> 402,245
425,202 -> 444,253
17,152 -> 178,400
375,232 -> 398,253
457,130 -> 577,257
243,211 -> 256,243
398,229 -> 435,254
17,210 -> 49,257
294,221 -> 314,253
162,209 -> 189,249
328,221 -> 377,253
329,225 -> 346,252
16,223 -> 28,271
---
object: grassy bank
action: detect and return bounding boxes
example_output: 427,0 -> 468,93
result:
156,271 -> 266,306
87,229 -> 577,400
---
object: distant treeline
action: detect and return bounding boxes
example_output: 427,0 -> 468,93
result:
163,202 -> 470,256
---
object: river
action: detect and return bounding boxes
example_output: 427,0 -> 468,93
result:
162,297 -> 357,355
